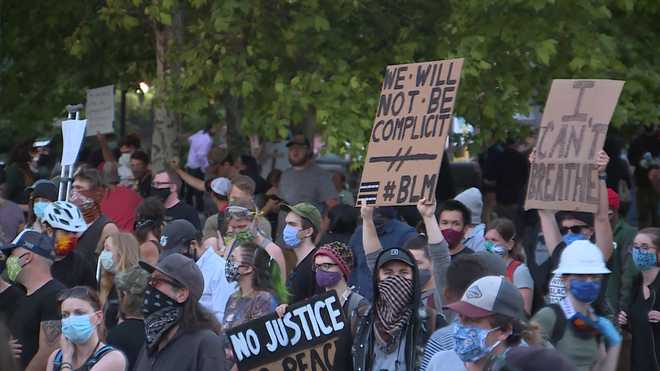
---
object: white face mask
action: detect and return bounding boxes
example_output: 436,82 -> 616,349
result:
118,153 -> 131,167
99,250 -> 115,273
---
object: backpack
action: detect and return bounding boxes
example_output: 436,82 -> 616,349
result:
53,344 -> 115,371
505,260 -> 522,283
547,303 -> 567,345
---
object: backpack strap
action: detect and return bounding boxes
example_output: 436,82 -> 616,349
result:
506,260 -> 522,283
53,349 -> 63,371
84,344 -> 116,369
548,303 -> 567,345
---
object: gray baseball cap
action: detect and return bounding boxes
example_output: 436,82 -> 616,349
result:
445,275 -> 525,320
140,253 -> 204,302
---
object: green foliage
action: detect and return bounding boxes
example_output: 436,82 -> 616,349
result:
2,0 -> 659,163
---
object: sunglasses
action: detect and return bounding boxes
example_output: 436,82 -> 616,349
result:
313,263 -> 338,272
225,206 -> 256,218
559,225 -> 588,235
134,219 -> 157,230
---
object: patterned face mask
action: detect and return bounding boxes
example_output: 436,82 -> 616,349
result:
374,275 -> 414,347
453,324 -> 501,363
142,284 -> 183,351
225,259 -> 241,283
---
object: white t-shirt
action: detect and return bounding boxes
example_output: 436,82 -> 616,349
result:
426,350 -> 466,371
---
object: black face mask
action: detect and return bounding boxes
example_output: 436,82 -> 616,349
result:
150,187 -> 171,202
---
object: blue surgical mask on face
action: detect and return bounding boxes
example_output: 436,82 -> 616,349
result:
33,201 -> 49,220
283,225 -> 302,248
632,246 -> 657,271
62,314 -> 96,344
563,232 -> 588,246
569,279 -> 601,303
453,323 -> 501,363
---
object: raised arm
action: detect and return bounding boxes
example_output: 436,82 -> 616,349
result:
529,149 -> 563,255
417,198 -> 450,311
96,132 -> 116,164
361,205 -> 382,256
594,150 -> 614,261
361,205 -> 385,273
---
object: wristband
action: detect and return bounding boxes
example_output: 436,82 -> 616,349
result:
598,173 -> 607,180
60,362 -> 73,370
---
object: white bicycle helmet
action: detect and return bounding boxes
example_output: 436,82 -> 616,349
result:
43,201 -> 88,233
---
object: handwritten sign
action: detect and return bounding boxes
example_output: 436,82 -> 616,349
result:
357,59 -> 463,206
227,292 -> 345,371
525,79 -> 624,212
85,85 -> 115,136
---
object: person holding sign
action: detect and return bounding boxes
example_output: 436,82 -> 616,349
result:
352,205 -> 429,371
533,150 -> 613,306
313,241 -> 370,371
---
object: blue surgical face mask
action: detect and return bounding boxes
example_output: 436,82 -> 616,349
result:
62,314 -> 96,344
632,246 -> 657,271
33,201 -> 49,220
99,250 -> 115,273
453,323 -> 502,363
563,232 -> 588,246
569,279 -> 601,303
282,225 -> 302,248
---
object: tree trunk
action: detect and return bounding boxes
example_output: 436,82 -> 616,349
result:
149,4 -> 184,173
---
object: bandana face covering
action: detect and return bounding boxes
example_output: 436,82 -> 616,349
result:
142,284 -> 183,352
375,275 -> 414,350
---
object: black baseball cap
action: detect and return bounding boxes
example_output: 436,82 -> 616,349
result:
140,253 -> 204,302
26,179 -> 58,202
1,229 -> 55,260
159,220 -> 200,258
286,134 -> 311,147
375,247 -> 416,271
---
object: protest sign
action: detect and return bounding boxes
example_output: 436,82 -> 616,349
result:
61,119 -> 86,167
227,292 -> 345,371
357,58 -> 463,207
525,79 -> 624,212
85,85 -> 115,136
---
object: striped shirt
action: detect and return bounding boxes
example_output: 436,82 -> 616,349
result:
421,322 -> 456,371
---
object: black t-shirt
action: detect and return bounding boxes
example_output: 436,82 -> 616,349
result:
107,318 -> 145,371
286,248 -> 323,304
165,201 -> 201,230
11,279 -> 65,367
51,251 -> 97,289
0,285 -> 25,322
452,246 -> 474,260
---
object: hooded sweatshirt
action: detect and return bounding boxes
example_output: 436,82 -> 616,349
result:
454,187 -> 486,252
353,248 -> 428,371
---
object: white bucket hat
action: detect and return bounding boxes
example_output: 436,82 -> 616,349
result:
553,240 -> 611,275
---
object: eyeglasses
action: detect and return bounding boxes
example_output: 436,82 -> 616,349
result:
148,276 -> 182,289
559,225 -> 588,235
313,263 -> 338,272
633,244 -> 657,253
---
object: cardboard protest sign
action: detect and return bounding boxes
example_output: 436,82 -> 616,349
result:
85,85 -> 115,136
357,58 -> 463,207
525,79 -> 624,212
227,292 -> 345,371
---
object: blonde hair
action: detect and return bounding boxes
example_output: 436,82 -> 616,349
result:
100,233 -> 140,306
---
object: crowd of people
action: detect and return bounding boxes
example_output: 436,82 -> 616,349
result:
0,124 -> 658,371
